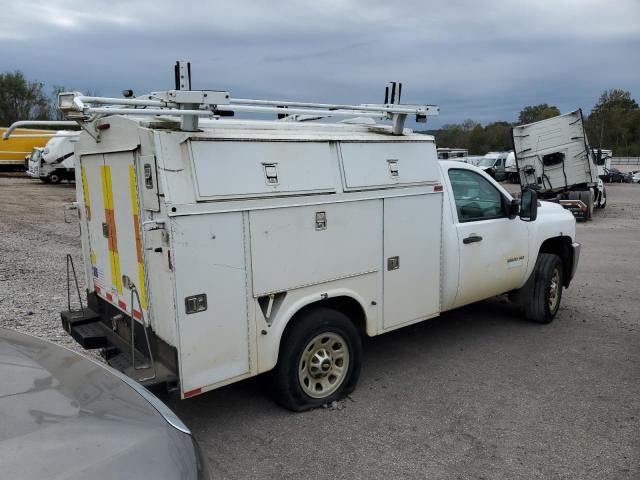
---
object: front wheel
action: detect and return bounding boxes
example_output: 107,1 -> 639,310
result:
524,253 -> 564,324
272,308 -> 362,412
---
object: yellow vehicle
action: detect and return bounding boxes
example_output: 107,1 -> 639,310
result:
0,127 -> 55,169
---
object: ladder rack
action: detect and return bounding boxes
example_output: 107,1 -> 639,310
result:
55,61 -> 439,136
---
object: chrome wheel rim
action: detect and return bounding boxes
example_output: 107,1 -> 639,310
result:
549,269 -> 560,312
298,332 -> 349,399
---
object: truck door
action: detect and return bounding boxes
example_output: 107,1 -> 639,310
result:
382,194 -> 442,330
446,167 -> 529,308
80,151 -> 148,320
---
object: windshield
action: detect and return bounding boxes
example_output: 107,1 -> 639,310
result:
31,150 -> 41,162
478,158 -> 497,167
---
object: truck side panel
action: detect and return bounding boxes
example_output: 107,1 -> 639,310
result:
249,200 -> 382,296
189,140 -> 337,200
382,194 -> 442,330
80,154 -> 107,294
171,212 -> 250,393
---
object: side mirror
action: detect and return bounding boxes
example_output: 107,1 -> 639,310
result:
519,188 -> 538,222
594,148 -> 605,166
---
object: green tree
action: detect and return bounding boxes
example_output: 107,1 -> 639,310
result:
517,104 -> 561,125
0,71 -> 51,126
591,89 -> 638,113
586,89 -> 639,153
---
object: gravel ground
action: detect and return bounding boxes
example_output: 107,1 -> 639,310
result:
1,173 -> 639,479
0,173 -> 85,350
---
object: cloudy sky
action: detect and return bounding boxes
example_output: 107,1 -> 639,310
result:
2,0 -> 639,128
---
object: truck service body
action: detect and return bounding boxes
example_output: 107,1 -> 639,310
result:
11,67 -> 579,410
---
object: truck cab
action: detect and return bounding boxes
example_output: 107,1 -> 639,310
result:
439,160 -> 578,310
26,132 -> 77,183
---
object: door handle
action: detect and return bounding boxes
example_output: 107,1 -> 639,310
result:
463,235 -> 483,244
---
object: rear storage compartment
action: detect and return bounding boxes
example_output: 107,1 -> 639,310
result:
62,148 -> 177,390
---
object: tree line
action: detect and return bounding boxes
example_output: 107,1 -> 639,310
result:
2,70 -> 638,156
426,90 -> 640,156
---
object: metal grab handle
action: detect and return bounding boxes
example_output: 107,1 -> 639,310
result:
130,284 -> 156,382
65,254 -> 84,315
463,235 -> 483,244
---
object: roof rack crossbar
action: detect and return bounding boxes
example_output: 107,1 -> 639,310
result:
2,121 -> 79,140
66,94 -> 438,119
230,98 -> 438,116
55,64 -> 439,136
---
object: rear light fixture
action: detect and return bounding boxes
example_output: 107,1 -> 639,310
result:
434,183 -> 443,192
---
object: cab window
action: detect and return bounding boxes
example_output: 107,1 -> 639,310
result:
448,169 -> 506,222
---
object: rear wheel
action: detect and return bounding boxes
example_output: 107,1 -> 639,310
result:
48,172 -> 62,184
524,253 -> 564,324
272,308 -> 362,412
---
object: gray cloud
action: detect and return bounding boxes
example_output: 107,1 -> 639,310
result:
2,0 -> 639,128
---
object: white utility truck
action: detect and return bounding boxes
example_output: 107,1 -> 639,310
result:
17,63 -> 580,411
26,132 -> 78,183
477,151 -> 509,181
513,110 -> 607,220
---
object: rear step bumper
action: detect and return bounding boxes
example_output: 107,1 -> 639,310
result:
61,308 -> 177,391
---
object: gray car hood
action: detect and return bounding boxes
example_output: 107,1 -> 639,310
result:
0,328 -> 198,479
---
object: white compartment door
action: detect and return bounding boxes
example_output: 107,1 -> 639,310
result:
171,212 -> 250,393
249,200 -> 382,296
79,153 -> 109,295
383,194 -> 442,330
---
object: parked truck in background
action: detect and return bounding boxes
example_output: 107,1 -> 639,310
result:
513,110 -> 607,220
505,152 -> 519,183
437,147 -> 468,160
26,132 -> 78,183
0,127 -> 54,170
477,151 -> 509,181
7,63 -> 580,412
592,148 -> 612,177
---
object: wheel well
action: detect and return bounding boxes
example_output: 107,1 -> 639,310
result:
285,296 -> 367,338
539,236 -> 573,287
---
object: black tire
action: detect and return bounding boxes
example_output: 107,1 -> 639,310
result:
48,173 -> 62,184
40,177 -> 51,184
524,253 -> 564,324
272,307 -> 362,412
